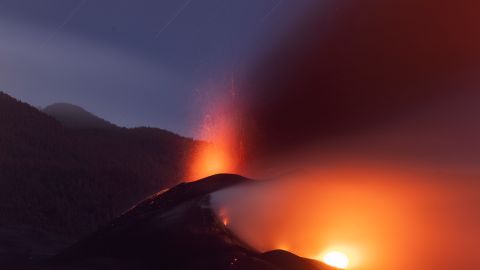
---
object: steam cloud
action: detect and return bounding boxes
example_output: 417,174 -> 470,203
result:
213,162 -> 480,270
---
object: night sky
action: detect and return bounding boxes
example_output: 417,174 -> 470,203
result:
0,0 -> 316,137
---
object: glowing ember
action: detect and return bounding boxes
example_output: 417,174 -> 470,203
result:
322,251 -> 350,269
218,207 -> 229,226
222,217 -> 229,226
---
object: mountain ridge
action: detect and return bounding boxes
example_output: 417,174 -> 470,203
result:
0,91 -> 196,261
43,103 -> 118,130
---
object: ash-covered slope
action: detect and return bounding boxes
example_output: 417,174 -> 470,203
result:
47,174 -> 333,270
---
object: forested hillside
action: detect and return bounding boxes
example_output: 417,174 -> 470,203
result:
0,92 -> 196,240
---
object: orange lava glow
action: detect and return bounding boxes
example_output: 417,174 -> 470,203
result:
218,207 -> 230,226
212,164 -> 480,270
188,77 -> 243,181
189,143 -> 233,180
188,113 -> 240,180
321,251 -> 350,269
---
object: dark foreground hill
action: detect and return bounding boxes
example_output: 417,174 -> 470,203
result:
0,92 -> 196,260
4,174 -> 334,270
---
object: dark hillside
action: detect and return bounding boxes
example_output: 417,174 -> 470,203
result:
0,92 -> 196,259
46,175 -> 332,270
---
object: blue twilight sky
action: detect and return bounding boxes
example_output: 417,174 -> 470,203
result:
0,0 -> 317,137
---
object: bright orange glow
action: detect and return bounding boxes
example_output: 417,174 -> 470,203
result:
321,251 -> 350,269
218,207 -> 230,226
188,76 -> 243,181
212,164 -> 480,270
189,133 -> 238,180
222,216 -> 229,226
188,113 -> 240,180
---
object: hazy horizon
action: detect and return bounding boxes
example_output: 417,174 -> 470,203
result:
0,0 -> 316,137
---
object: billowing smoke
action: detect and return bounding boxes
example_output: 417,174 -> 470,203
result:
212,161 -> 480,270
196,3 -> 480,268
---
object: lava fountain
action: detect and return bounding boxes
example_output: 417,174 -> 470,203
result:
188,75 -> 245,181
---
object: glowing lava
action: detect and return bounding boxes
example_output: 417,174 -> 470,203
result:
322,251 -> 350,269
218,207 -> 230,226
188,109 -> 241,180
188,75 -> 244,181
190,140 -> 236,180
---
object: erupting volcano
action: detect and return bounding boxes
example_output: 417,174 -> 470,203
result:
1,0 -> 480,270
188,75 -> 245,181
45,174 -> 338,270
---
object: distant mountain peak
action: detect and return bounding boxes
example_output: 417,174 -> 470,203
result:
43,103 -> 118,130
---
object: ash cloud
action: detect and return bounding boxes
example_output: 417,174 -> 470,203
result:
242,0 -> 480,160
